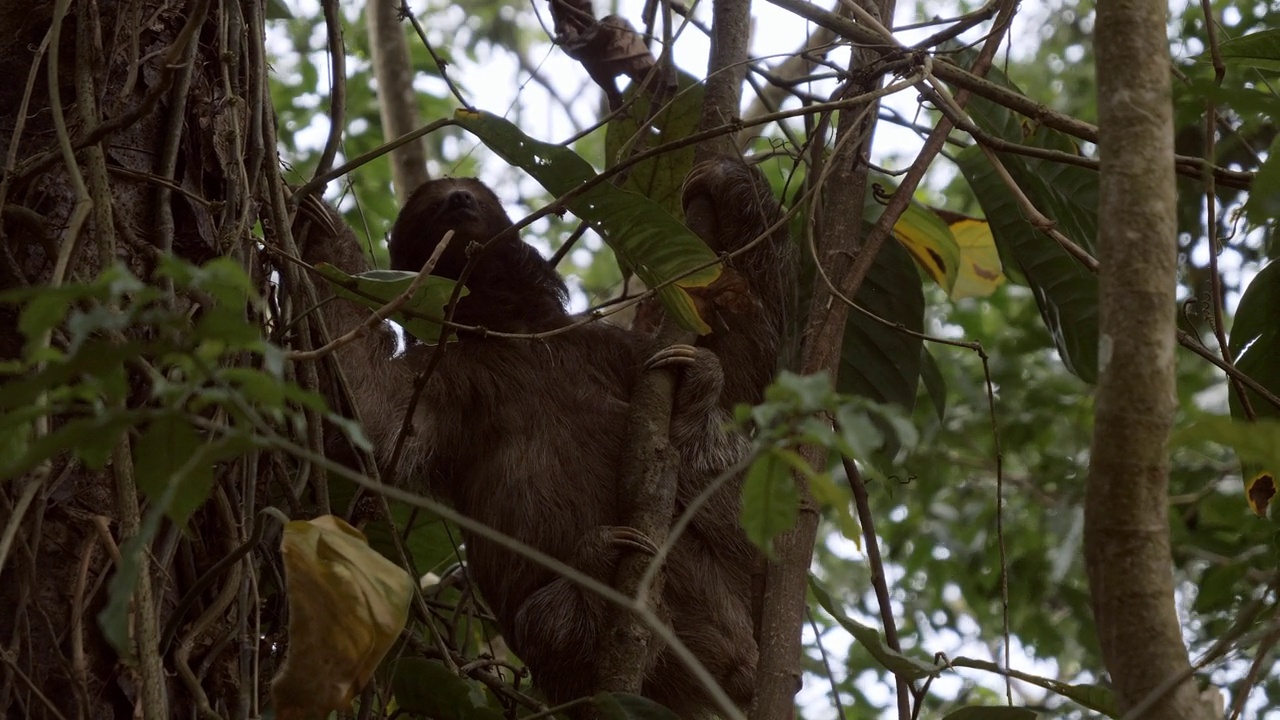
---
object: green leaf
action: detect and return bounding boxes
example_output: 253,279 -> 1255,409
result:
313,265 -> 463,343
392,658 -> 489,719
919,347 -> 947,421
1229,260 -> 1280,360
950,55 -> 1100,384
594,692 -> 682,720
809,577 -> 941,680
99,497 -> 173,657
1172,416 -> 1280,479
1216,28 -> 1280,72
0,412 -> 139,481
453,109 -> 721,334
134,419 -> 215,526
740,449 -> 799,553
1243,135 -> 1280,227
955,145 -> 1099,384
839,236 -> 926,412
941,707 -> 1037,720
0,339 -> 149,411
949,657 -> 1119,716
605,71 -> 704,219
808,471 -> 860,542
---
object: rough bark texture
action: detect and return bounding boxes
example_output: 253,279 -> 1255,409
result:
0,2 -> 267,718
1085,0 -> 1216,717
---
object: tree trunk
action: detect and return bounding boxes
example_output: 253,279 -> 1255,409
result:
0,2 -> 277,717
1085,0 -> 1217,716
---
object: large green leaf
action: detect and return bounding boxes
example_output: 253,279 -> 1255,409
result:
838,237 -> 925,411
605,71 -> 704,219
453,109 -> 720,333
953,120 -> 1100,383
1215,28 -> 1280,72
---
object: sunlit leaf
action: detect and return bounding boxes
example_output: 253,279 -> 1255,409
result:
865,190 -> 961,294
948,217 -> 1006,299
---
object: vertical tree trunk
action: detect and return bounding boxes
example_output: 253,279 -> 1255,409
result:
1085,0 -> 1216,717
0,2 -> 261,717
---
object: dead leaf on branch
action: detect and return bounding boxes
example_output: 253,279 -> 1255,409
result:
270,515 -> 414,720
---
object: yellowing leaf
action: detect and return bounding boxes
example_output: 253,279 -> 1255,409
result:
1246,470 -> 1276,518
864,190 -> 961,294
890,204 -> 960,293
948,218 -> 1006,300
271,515 -> 414,719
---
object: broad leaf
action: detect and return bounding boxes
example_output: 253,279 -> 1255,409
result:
605,71 -> 704,219
271,515 -> 414,717
313,264 -> 464,343
839,238 -> 925,412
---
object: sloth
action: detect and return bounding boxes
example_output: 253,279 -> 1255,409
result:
298,158 -> 794,716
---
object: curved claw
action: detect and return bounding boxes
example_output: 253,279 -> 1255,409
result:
645,344 -> 699,371
609,526 -> 659,556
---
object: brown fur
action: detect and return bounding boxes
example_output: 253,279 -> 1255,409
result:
298,159 -> 794,716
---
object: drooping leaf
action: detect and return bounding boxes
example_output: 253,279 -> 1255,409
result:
950,55 -> 1101,383
453,109 -> 720,333
1225,261 -> 1280,515
955,146 -> 1099,384
810,577 -> 941,680
271,515 -> 415,718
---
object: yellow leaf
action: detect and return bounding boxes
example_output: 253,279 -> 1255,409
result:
947,218 -> 1006,300
885,202 -> 961,294
271,515 -> 414,719
1245,470 -> 1275,517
